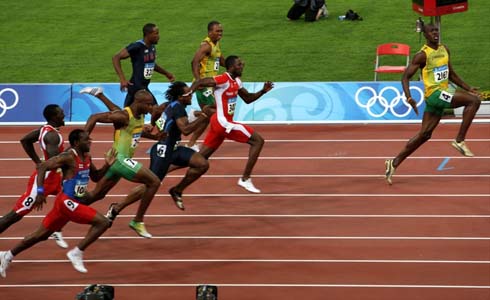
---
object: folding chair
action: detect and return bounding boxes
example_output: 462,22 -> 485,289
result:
374,43 -> 410,81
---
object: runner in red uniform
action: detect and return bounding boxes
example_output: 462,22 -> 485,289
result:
0,129 -> 116,277
0,104 -> 68,248
187,55 -> 274,194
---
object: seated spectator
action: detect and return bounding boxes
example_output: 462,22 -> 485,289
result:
287,0 -> 327,22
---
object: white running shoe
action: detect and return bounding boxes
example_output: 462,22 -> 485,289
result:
67,248 -> 88,273
0,251 -> 13,278
80,87 -> 103,96
237,178 -> 261,193
51,232 -> 68,249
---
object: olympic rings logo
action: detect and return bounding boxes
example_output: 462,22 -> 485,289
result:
354,85 -> 424,118
0,88 -> 20,118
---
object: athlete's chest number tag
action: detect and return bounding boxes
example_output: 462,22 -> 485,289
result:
434,65 -> 449,82
75,182 -> 88,197
228,97 -> 237,115
131,133 -> 142,148
144,63 -> 155,79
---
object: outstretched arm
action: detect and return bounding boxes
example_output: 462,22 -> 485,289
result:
84,110 -> 128,135
238,81 -> 274,104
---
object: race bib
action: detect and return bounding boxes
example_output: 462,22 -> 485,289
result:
74,182 -> 88,197
143,63 -> 155,79
156,144 -> 167,158
433,65 -> 449,82
227,97 -> 237,115
213,58 -> 220,71
155,114 -> 167,132
64,199 -> 79,212
131,133 -> 142,148
439,90 -> 453,103
123,158 -> 139,169
22,196 -> 35,209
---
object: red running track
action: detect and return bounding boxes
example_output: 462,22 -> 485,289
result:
0,123 -> 489,300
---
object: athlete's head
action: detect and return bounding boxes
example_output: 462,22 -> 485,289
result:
207,21 -> 223,42
423,23 -> 439,44
143,23 -> 159,44
225,55 -> 244,77
43,104 -> 65,127
68,129 -> 92,153
133,89 -> 155,115
165,81 -> 192,105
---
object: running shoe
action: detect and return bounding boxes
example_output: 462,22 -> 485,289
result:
51,231 -> 68,249
384,159 -> 396,185
237,178 -> 261,193
169,187 -> 185,210
79,87 -> 103,96
0,251 -> 12,278
451,140 -> 474,157
105,203 -> 119,222
129,220 -> 152,238
67,248 -> 87,273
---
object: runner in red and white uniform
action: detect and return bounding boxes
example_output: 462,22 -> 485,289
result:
0,129 -> 116,277
188,55 -> 274,193
0,104 -> 68,248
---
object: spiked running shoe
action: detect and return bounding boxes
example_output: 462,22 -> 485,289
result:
237,178 -> 261,193
80,87 -> 103,96
51,231 -> 68,249
384,159 -> 396,185
67,248 -> 87,273
0,251 -> 13,278
451,140 -> 474,157
105,203 -> 119,222
169,187 -> 185,210
129,220 -> 152,238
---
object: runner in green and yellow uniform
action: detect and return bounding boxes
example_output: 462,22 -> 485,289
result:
384,23 -> 481,185
187,21 -> 225,150
84,89 -> 161,238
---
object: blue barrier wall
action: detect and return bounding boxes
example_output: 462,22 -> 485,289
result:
0,82 -> 425,123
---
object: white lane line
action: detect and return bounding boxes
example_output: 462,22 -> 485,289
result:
1,138 -> 489,144
2,156 -> 490,161
1,194 -> 489,198
2,174 -> 490,179
0,283 -> 488,289
1,236 -> 489,241
11,259 -> 490,264
21,214 -> 490,218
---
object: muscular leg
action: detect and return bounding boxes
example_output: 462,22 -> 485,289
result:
131,168 -> 161,222
171,153 -> 209,194
84,176 -> 119,205
11,226 -> 53,256
77,212 -> 111,251
0,211 -> 22,234
242,132 -> 265,179
112,185 -> 146,215
451,90 -> 481,142
393,111 -> 441,168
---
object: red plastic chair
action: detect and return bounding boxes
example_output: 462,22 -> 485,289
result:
374,43 -> 410,81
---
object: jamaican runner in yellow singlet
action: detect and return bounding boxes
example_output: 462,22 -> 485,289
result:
384,23 -> 481,185
83,89 -> 161,238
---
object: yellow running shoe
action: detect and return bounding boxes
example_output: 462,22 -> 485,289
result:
451,140 -> 474,157
385,159 -> 396,185
129,220 -> 152,238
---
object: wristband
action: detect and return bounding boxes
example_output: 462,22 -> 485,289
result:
36,186 -> 45,195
